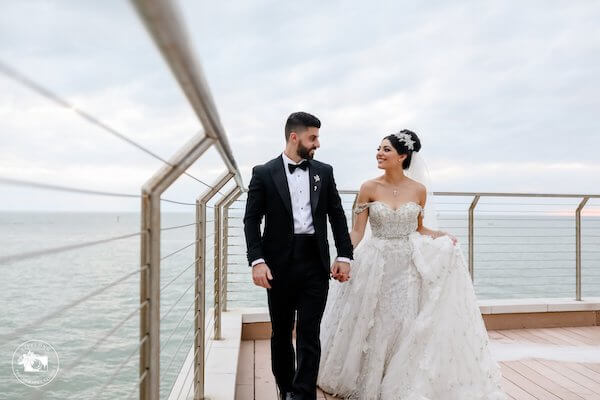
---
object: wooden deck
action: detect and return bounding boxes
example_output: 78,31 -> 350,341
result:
235,326 -> 600,400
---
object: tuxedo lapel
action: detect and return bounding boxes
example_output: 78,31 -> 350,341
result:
309,160 -> 322,216
270,155 -> 293,220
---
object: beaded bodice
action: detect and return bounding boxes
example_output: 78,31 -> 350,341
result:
354,201 -> 423,239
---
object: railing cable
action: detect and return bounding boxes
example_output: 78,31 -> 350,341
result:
0,231 -> 144,265
0,265 -> 147,343
160,258 -> 199,293
91,334 -> 149,400
0,60 -> 222,194
161,240 -> 198,261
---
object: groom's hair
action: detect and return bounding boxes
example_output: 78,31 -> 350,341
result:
285,112 -> 321,141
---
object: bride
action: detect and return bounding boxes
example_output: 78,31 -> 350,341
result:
317,130 -> 506,399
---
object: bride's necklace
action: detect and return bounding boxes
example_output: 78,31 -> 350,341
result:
386,179 -> 407,197
389,184 -> 404,197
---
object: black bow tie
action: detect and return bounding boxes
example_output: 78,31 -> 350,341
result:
288,160 -> 309,174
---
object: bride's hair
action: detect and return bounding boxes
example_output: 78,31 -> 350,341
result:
384,129 -> 422,169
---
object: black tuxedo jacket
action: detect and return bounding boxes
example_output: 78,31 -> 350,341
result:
243,155 -> 353,277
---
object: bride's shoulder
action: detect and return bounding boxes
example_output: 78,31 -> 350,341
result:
405,177 -> 427,193
360,178 -> 378,188
353,180 -> 378,214
358,179 -> 380,195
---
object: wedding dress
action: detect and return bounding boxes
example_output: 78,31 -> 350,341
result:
317,200 -> 506,400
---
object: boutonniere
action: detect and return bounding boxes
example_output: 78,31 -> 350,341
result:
314,175 -> 320,182
314,185 -> 318,192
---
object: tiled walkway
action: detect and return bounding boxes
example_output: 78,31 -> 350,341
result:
235,326 -> 600,400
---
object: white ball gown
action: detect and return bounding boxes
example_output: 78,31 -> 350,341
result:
317,201 -> 507,400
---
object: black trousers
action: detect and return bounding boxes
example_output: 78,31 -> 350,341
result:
267,234 -> 329,400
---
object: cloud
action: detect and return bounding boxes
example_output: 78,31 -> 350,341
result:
428,161 -> 600,193
0,0 -> 599,210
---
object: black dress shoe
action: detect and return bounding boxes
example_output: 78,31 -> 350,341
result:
279,391 -> 293,400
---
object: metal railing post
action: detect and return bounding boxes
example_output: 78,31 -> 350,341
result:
221,188 -> 243,312
576,196 -> 590,301
195,172 -> 234,399
139,193 -> 155,400
214,186 -> 240,339
351,193 -> 359,228
213,204 -> 222,340
468,195 -> 480,281
193,198 -> 205,400
140,135 -> 213,400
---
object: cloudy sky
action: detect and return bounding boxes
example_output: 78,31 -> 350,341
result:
0,0 -> 599,211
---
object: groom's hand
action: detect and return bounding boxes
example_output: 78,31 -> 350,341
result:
331,261 -> 351,282
252,263 -> 273,289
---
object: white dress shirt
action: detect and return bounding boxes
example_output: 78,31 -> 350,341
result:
282,151 -> 315,234
251,152 -> 350,267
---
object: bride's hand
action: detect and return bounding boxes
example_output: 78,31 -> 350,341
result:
419,227 -> 457,245
435,231 -> 457,245
447,233 -> 458,245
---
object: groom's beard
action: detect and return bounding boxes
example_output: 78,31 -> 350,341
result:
297,143 -> 316,160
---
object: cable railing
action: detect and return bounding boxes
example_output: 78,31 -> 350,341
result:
225,191 -> 600,308
1,1 -> 245,400
128,0 -> 248,398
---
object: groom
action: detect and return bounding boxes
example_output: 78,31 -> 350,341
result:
243,112 -> 353,400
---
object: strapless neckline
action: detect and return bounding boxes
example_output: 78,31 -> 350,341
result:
368,200 -> 422,212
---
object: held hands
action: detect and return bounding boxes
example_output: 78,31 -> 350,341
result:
252,263 -> 273,289
331,260 -> 351,282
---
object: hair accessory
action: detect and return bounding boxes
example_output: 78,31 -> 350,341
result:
393,132 -> 415,151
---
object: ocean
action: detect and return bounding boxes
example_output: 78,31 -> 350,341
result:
1,205 -> 599,399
